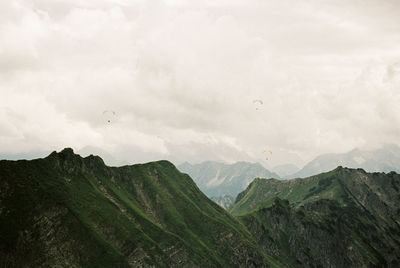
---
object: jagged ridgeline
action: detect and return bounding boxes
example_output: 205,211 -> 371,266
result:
2,149 -> 400,267
230,167 -> 400,267
0,148 -> 278,267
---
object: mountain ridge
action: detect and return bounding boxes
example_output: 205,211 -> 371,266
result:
2,148 -> 400,267
0,148 -> 274,267
290,144 -> 400,178
231,166 -> 400,266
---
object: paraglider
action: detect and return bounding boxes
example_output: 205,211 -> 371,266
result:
263,149 -> 272,160
253,99 -> 263,110
103,110 -> 116,123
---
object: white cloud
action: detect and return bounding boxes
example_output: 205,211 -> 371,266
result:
0,0 -> 399,167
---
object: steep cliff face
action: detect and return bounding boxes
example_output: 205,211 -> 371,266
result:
235,167 -> 400,267
0,148 -> 274,267
242,198 -> 400,267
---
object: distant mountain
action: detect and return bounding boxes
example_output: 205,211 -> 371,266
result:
231,167 -> 400,267
210,195 -> 235,209
291,144 -> 400,178
177,161 -> 280,198
271,163 -> 299,178
0,148 -> 273,267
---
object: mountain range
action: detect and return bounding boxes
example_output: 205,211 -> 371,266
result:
289,144 -> 400,178
177,161 -> 279,198
1,148 -> 400,267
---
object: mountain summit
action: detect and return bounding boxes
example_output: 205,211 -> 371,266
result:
0,149 -> 272,267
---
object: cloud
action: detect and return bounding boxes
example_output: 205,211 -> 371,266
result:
0,0 -> 399,167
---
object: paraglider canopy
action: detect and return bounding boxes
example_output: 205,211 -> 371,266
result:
253,99 -> 263,110
263,149 -> 272,160
103,110 -> 116,123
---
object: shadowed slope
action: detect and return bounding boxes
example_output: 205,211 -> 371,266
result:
0,148 -> 276,267
231,167 -> 400,267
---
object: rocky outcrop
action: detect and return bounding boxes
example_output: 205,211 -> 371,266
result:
237,167 -> 400,267
242,197 -> 400,267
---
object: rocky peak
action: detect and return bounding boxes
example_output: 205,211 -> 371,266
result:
83,154 -> 106,169
48,148 -> 79,160
46,148 -> 107,173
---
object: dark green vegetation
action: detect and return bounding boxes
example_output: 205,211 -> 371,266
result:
0,149 -> 277,267
231,167 -> 400,267
2,149 -> 400,267
230,168 -> 345,216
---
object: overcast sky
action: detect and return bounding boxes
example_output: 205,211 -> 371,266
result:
0,0 -> 399,168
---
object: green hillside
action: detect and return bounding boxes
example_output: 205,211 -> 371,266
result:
232,167 -> 357,215
2,149 -> 400,267
241,197 -> 400,267
231,167 -> 400,267
0,148 -> 277,267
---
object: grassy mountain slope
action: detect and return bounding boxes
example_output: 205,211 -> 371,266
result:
230,168 -> 345,215
0,148 -> 276,267
231,167 -> 400,267
241,197 -> 400,267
